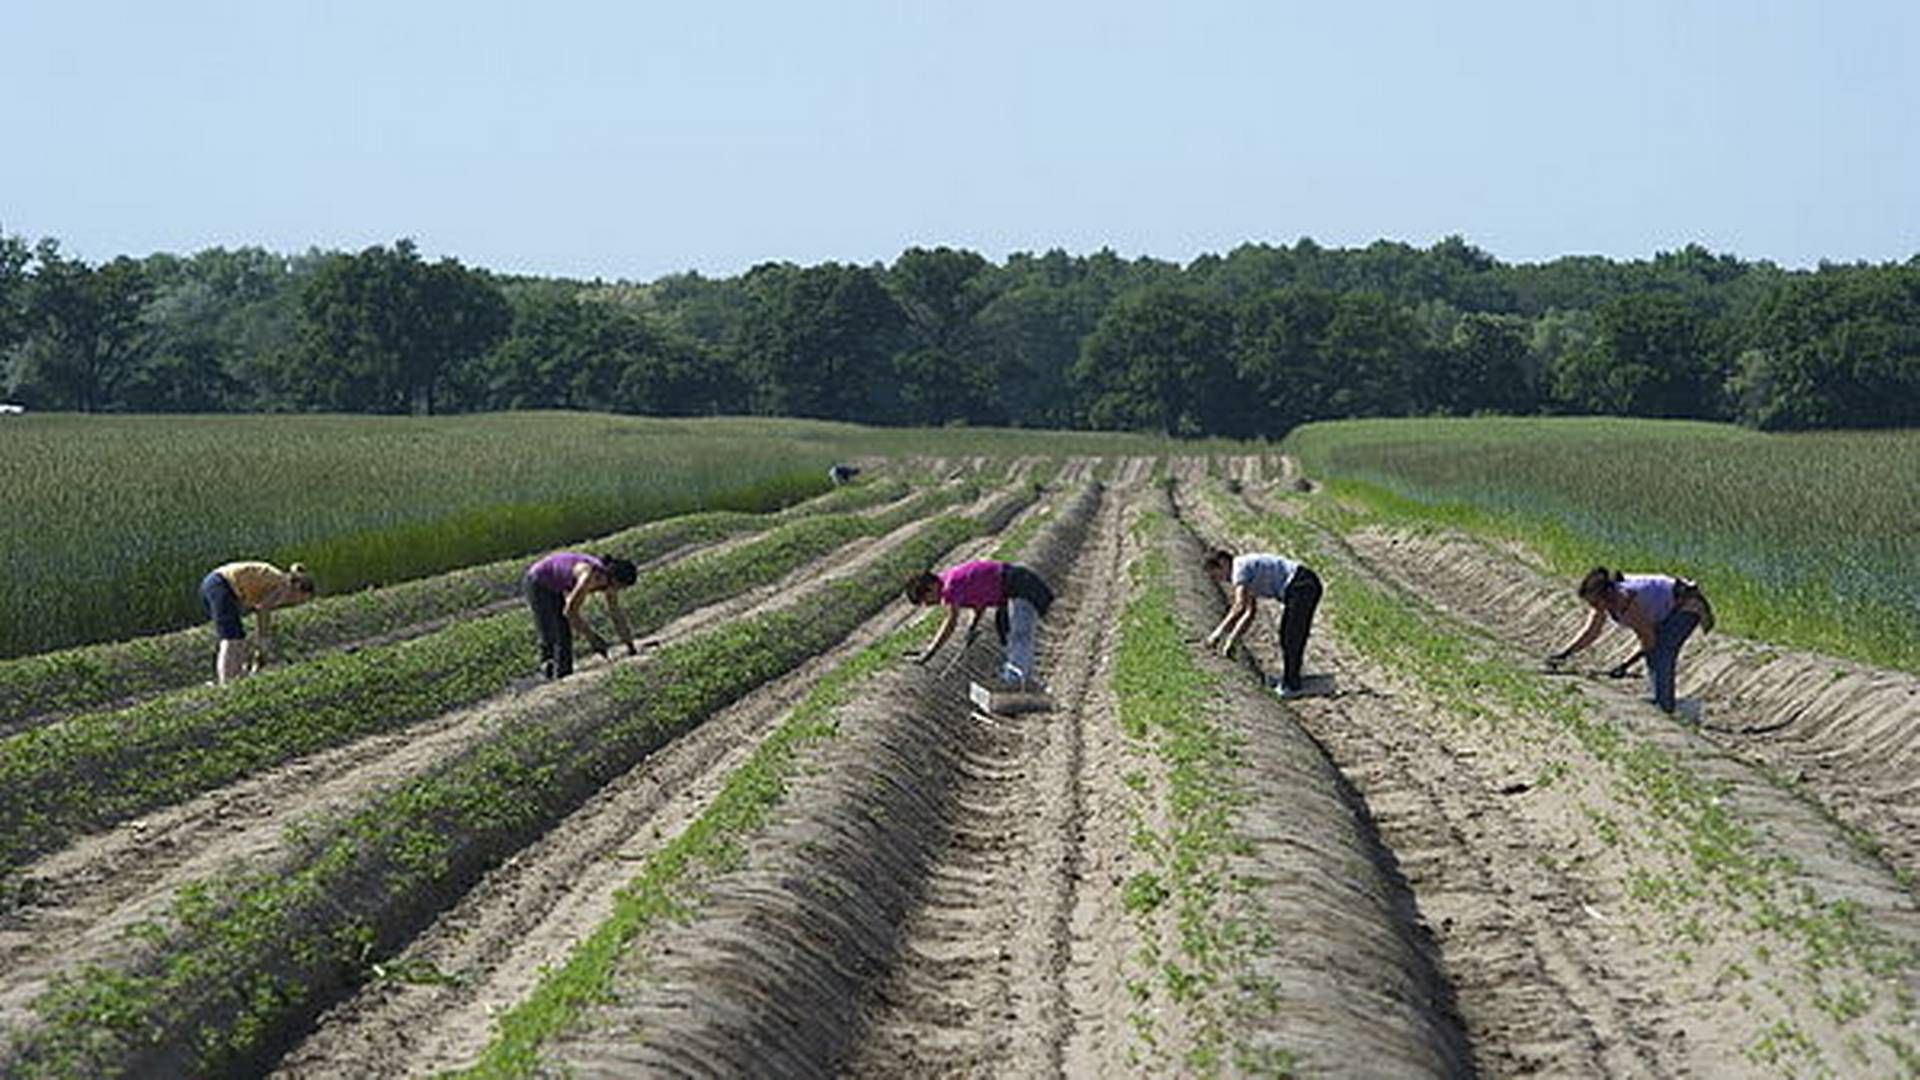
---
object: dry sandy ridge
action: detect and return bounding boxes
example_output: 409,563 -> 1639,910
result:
530,481 -> 1109,1076
1344,523 -> 1920,893
1186,479 -> 1920,1077
511,471 -> 1476,1077
268,482 -> 1054,1077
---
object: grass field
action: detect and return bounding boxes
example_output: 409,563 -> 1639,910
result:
1285,417 -> 1920,671
0,412 -> 1251,658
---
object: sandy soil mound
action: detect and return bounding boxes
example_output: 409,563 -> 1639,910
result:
1346,524 -> 1920,888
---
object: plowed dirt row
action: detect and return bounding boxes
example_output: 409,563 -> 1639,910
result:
1141,486 -> 1468,1076
526,482 -> 1107,1076
0,481 -> 1017,1067
499,471 -> 1474,1077
1181,484 -> 1662,1076
1344,523 -> 1920,895
1186,481 -> 1920,1077
263,485 -> 1057,1077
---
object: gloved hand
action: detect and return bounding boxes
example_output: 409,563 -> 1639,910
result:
626,641 -> 639,658
588,633 -> 610,659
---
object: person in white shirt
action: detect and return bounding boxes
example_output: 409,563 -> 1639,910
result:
1202,548 -> 1323,696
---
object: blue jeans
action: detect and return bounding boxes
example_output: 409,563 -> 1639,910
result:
1647,610 -> 1700,712
999,598 -> 1038,685
200,572 -> 246,640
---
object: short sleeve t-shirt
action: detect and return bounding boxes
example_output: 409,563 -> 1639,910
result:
1615,574 -> 1676,626
528,552 -> 604,595
1231,554 -> 1298,599
939,559 -> 1005,609
216,561 -> 294,610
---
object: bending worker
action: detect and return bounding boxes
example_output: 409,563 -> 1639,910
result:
523,552 -> 640,679
907,558 -> 1055,689
1549,567 -> 1713,714
200,560 -> 317,685
1202,548 -> 1323,697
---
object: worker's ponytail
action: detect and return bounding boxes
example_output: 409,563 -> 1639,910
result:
288,563 -> 316,595
1577,566 -> 1618,601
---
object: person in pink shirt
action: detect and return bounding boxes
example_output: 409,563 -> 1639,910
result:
905,558 -> 1055,688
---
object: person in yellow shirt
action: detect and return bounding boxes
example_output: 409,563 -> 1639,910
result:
199,561 -> 317,685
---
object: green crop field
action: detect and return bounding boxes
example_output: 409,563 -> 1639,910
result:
0,413 -> 842,657
0,412 -> 1247,658
1286,416 -> 1920,671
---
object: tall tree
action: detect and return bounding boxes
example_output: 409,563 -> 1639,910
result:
1730,265 -> 1920,429
1423,313 -> 1536,415
1073,287 -> 1239,436
289,241 -> 508,413
11,243 -> 153,411
1545,293 -> 1715,417
735,262 -> 906,421
0,230 -> 29,360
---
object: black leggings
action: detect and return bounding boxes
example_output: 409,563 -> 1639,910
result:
524,575 -> 573,677
1277,567 -> 1322,691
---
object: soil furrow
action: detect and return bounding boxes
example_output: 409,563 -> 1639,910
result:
847,480 -> 1128,1076
530,482 -> 1103,1076
263,485 -> 1057,1077
1177,482 -> 1666,1077
1345,524 -> 1920,892
0,485 -> 1017,1068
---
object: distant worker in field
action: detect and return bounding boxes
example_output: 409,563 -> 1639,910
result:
906,558 -> 1055,689
523,552 -> 640,679
829,462 -> 862,486
1549,567 -> 1714,715
200,561 -> 317,685
1202,548 -> 1323,697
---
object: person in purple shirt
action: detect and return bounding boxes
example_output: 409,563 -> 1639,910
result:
1550,566 -> 1714,714
905,558 -> 1055,688
523,552 -> 639,679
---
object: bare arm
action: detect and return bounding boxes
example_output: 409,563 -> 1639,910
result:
253,609 -> 273,664
602,591 -> 637,655
1216,586 -> 1261,655
915,606 -> 963,663
563,572 -> 608,653
1552,608 -> 1609,660
1204,590 -> 1246,650
1608,606 -> 1657,673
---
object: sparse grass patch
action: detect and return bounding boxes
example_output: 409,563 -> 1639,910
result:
1111,505 -> 1295,1077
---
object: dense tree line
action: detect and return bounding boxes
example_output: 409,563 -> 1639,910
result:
3,225 -> 1917,433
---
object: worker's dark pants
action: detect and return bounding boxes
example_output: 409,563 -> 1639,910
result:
524,576 -> 573,678
1647,609 -> 1700,712
1277,567 -> 1322,691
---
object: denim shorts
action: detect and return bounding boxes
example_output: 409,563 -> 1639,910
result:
201,571 -> 247,640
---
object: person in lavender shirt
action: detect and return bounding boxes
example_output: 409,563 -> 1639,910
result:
523,552 -> 639,679
1549,566 -> 1714,714
905,558 -> 1055,689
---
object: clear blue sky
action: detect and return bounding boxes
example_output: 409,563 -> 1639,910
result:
7,0 -> 1915,280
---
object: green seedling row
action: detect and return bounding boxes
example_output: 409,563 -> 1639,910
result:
1113,503 -> 1291,1077
0,483 -> 974,881
1215,483 -> 1919,1075
0,479 -> 911,733
0,493 -> 1028,1079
